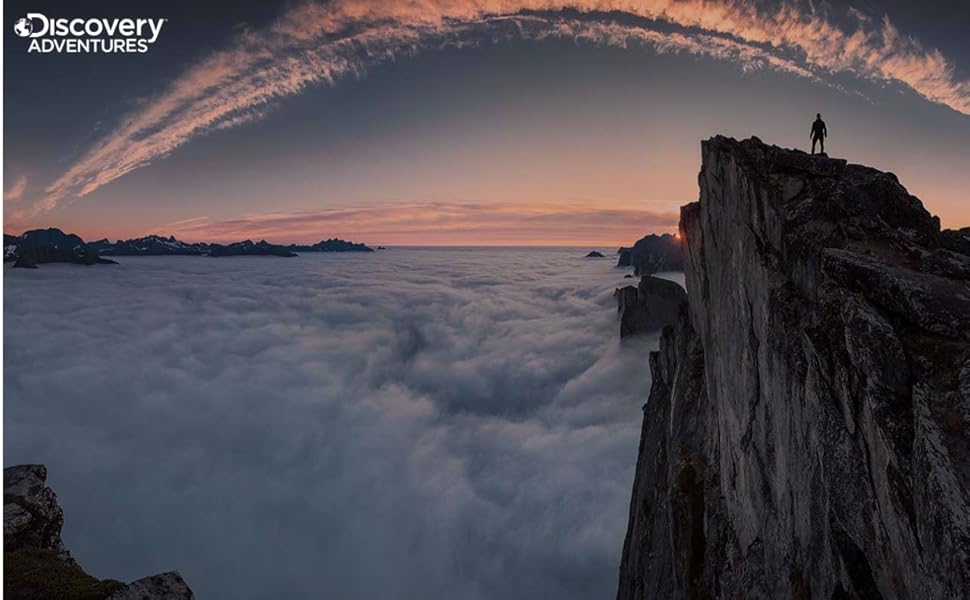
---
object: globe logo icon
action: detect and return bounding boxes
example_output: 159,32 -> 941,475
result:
14,17 -> 33,37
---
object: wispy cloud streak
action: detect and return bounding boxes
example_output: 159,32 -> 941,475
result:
26,0 -> 970,219
4,176 -> 28,202
153,200 -> 679,245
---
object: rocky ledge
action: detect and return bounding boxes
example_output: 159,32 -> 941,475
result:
616,136 -> 969,598
4,465 -> 193,600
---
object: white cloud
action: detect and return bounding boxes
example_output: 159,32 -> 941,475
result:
4,176 -> 28,202
3,250 -> 680,599
25,1 -> 969,219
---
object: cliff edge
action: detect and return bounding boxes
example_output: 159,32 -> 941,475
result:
4,465 -> 194,600
616,137 -> 969,599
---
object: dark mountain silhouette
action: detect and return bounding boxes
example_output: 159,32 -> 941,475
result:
90,235 -> 209,256
5,228 -> 117,268
288,238 -> 374,252
5,231 -> 376,266
208,240 -> 297,257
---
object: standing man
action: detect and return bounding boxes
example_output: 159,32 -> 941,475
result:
811,113 -> 827,155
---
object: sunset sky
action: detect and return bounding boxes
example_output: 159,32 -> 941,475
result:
4,0 -> 970,246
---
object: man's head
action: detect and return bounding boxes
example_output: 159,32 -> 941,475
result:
816,113 -> 822,119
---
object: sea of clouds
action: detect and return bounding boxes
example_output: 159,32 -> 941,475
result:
4,248 -> 681,599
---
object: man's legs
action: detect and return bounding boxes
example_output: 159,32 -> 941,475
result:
812,137 -> 817,154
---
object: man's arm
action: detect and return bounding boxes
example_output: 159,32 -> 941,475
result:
823,122 -> 827,137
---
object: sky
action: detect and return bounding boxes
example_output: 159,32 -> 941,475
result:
3,0 -> 970,245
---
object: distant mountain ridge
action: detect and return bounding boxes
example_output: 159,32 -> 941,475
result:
89,235 -> 208,256
5,230 -> 375,267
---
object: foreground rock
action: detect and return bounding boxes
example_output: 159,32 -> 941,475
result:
617,233 -> 683,275
617,136 -> 970,598
614,276 -> 687,338
6,228 -> 117,268
106,573 -> 193,600
4,465 -> 193,600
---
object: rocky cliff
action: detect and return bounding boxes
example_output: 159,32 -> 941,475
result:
616,137 -> 969,599
4,465 -> 194,600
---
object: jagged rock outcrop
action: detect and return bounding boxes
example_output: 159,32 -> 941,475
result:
105,573 -> 193,600
617,136 -> 970,599
614,276 -> 688,338
90,235 -> 209,256
617,233 -> 684,275
4,465 -> 193,600
4,465 -> 68,555
289,238 -> 374,252
209,239 -> 297,257
6,228 -> 117,268
587,250 -> 606,258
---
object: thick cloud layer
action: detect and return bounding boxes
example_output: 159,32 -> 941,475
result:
4,249 -> 680,599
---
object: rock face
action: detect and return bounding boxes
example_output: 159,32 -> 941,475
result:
617,233 -> 684,275
4,464 -> 193,600
4,465 -> 67,555
614,276 -> 688,338
616,137 -> 970,599
6,228 -> 117,268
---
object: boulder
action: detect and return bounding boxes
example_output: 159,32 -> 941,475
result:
106,573 -> 194,600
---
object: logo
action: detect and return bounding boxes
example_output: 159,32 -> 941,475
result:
14,18 -> 33,37
14,13 -> 165,54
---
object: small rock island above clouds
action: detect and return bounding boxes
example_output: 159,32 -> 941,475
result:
616,232 -> 684,275
616,136 -> 970,599
4,231 -> 376,267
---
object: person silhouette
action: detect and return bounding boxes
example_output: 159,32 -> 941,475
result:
811,113 -> 827,155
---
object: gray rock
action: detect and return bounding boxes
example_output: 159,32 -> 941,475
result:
4,464 -> 67,555
614,276 -> 688,338
617,136 -> 970,599
4,464 -> 194,598
106,572 -> 194,600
